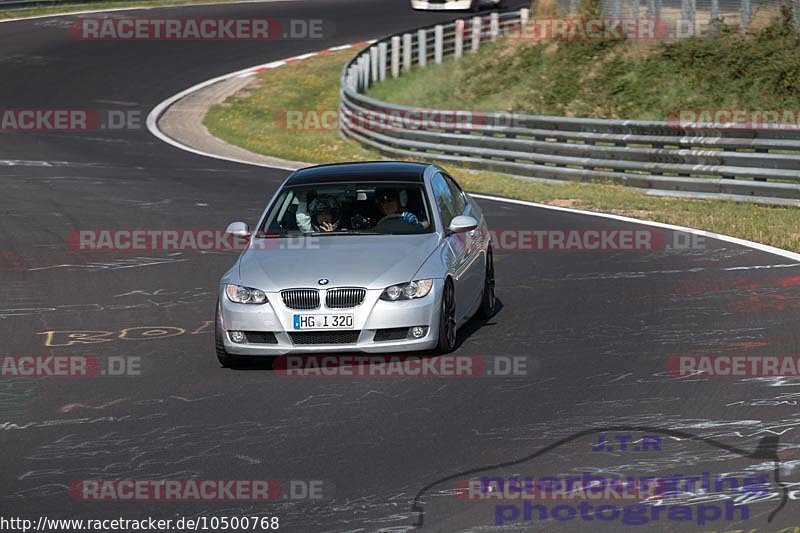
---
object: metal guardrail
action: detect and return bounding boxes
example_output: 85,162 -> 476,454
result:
339,9 -> 800,204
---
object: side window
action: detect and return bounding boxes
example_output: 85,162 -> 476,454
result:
443,174 -> 466,215
431,173 -> 457,228
262,191 -> 293,232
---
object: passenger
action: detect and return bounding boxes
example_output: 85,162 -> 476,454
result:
296,193 -> 342,232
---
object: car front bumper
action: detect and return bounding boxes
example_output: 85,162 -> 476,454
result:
218,281 -> 443,355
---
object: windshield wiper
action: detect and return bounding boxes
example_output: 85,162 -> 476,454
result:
311,230 -> 382,236
257,231 -> 293,238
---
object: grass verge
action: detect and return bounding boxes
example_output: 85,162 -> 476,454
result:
204,47 -> 800,253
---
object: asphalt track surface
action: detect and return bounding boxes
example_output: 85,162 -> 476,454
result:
1,1 -> 800,531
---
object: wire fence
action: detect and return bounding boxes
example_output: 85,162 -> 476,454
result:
586,0 -> 799,35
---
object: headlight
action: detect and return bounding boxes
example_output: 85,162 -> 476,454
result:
225,284 -> 268,304
381,279 -> 433,301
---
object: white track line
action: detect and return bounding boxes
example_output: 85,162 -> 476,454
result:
471,193 -> 800,263
146,40 -> 374,171
146,44 -> 800,264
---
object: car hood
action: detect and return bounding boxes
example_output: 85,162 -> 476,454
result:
237,233 -> 442,291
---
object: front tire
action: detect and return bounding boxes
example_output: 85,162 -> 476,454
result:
477,248 -> 497,318
435,279 -> 457,354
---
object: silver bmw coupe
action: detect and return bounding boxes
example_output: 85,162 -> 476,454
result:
215,162 -> 496,366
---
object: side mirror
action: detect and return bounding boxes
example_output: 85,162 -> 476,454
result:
225,221 -> 251,238
447,215 -> 478,235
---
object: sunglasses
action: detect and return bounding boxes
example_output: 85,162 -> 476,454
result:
378,195 -> 397,203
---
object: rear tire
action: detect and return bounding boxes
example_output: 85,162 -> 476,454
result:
470,0 -> 480,12
435,280 -> 457,354
477,248 -> 497,319
215,301 -> 250,368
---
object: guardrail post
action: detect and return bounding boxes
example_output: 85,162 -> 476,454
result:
521,7 -> 530,23
418,29 -> 427,67
378,41 -> 388,82
348,67 -> 357,91
455,20 -> 464,58
489,12 -> 499,41
359,54 -> 369,91
633,0 -> 640,18
471,16 -> 481,52
369,46 -> 378,83
794,0 -> 800,32
402,33 -> 413,71
434,25 -> 444,64
708,0 -> 719,33
680,0 -> 695,37
355,55 -> 361,91
741,0 -> 751,30
355,56 -> 362,91
391,36 -> 400,78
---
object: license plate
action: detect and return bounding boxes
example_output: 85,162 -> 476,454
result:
293,314 -> 354,330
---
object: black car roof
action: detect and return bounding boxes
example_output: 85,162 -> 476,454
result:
284,161 -> 429,186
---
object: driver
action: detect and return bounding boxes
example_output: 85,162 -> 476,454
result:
374,188 -> 425,231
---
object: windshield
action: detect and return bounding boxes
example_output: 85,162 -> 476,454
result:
258,181 -> 434,236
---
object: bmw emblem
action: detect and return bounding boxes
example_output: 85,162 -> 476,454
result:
318,278 -> 329,286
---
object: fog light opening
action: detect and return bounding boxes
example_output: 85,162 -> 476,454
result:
410,326 -> 427,339
229,330 -> 246,343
